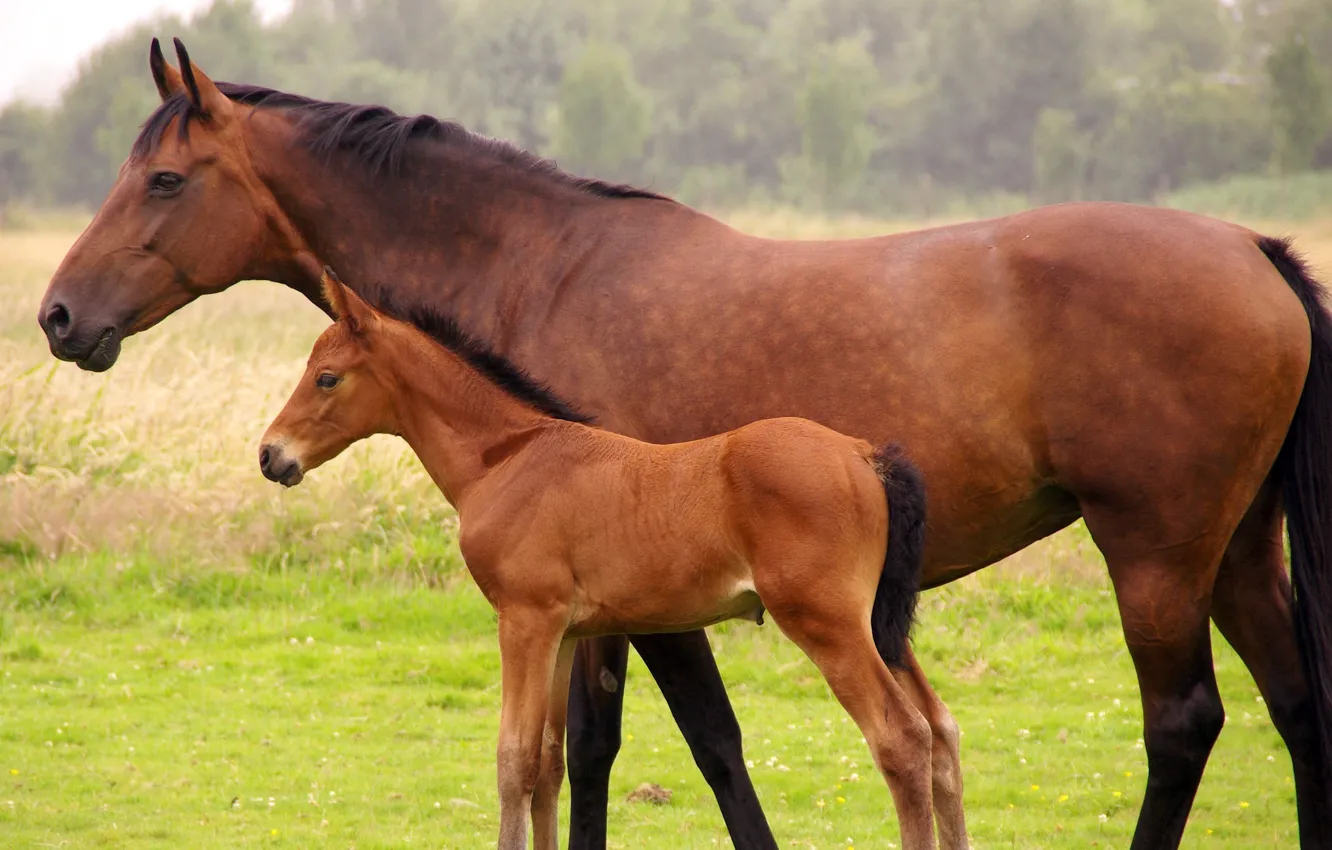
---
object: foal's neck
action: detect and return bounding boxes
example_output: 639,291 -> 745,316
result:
382,327 -> 558,510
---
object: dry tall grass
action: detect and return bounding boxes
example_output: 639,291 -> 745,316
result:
3,211 -> 1330,580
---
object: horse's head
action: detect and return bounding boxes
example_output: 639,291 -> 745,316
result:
259,268 -> 395,487
39,39 -> 299,371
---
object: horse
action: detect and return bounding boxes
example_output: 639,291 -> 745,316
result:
38,38 -> 1332,849
258,267 -> 939,849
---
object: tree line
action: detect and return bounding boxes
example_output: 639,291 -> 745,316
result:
1,0 -> 1330,217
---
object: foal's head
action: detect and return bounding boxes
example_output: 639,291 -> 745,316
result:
259,269 -> 397,487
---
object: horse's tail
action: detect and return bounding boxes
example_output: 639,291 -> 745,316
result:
869,443 -> 927,669
1261,234 -> 1332,779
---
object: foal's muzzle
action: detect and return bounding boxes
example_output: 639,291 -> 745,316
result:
259,443 -> 304,487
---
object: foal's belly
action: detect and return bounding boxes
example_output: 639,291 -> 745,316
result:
564,561 -> 766,638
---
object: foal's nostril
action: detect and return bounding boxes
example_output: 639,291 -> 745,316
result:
45,303 -> 72,337
259,447 -> 271,472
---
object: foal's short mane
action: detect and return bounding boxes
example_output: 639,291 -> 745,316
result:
132,83 -> 669,202
369,288 -> 595,426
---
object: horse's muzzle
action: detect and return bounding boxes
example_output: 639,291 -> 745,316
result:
38,302 -> 121,372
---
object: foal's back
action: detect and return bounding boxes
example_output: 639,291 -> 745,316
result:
459,417 -> 888,637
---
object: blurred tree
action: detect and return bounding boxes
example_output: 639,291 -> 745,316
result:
1032,108 -> 1091,203
1267,32 -> 1330,174
0,103 -> 48,222
551,40 -> 651,179
794,37 -> 878,208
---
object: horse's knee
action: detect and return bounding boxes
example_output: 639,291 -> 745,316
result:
1264,677 -> 1320,764
682,708 -> 746,789
1143,683 -> 1225,787
566,709 -> 620,781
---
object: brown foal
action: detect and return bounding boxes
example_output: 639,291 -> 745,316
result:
258,270 -> 942,849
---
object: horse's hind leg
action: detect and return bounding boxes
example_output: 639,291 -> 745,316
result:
774,610 -> 935,849
1081,504 -> 1231,850
1211,476 -> 1332,847
895,648 -> 968,850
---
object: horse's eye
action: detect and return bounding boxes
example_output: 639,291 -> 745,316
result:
147,171 -> 185,197
316,373 -> 340,390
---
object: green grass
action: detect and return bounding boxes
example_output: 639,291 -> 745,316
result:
0,538 -> 1296,849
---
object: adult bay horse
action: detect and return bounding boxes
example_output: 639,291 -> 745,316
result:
38,39 -> 1332,849
260,268 -> 939,849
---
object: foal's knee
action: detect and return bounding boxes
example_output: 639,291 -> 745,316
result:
1144,683 -> 1225,787
875,711 -> 934,787
498,738 -> 544,801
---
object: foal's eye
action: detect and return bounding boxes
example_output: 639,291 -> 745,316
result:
147,171 -> 185,197
316,373 -> 340,390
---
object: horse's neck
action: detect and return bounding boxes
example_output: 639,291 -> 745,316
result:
386,331 -> 554,509
250,115 -> 656,344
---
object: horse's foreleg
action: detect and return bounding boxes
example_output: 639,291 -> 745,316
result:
893,647 -> 968,850
531,639 -> 577,850
566,635 -> 630,850
497,610 -> 567,850
629,630 -> 777,849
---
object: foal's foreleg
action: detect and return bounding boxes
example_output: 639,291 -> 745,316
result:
496,610 -> 567,850
531,640 -> 577,850
894,647 -> 968,850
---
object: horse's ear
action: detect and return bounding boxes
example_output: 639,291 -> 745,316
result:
172,38 -> 233,121
149,38 -> 184,100
320,267 -> 375,335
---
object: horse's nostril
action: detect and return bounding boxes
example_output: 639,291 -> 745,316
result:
259,447 -> 271,470
46,303 -> 71,336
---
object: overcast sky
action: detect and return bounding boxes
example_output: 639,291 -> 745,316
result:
0,0 -> 292,106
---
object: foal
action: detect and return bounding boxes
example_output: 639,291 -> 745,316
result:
260,270 -> 944,849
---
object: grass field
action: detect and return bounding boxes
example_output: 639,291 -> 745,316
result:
3,211 -> 1330,848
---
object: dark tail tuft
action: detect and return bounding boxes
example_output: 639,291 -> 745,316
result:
870,443 -> 926,669
1261,234 -> 1332,782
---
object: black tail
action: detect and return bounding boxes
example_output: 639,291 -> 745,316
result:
870,443 -> 926,669
1261,235 -> 1332,780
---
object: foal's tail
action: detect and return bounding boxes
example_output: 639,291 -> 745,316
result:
870,443 -> 927,669
1262,235 -> 1332,780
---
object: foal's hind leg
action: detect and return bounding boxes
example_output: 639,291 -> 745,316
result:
1211,477 -> 1332,847
772,608 -> 935,848
895,648 -> 968,850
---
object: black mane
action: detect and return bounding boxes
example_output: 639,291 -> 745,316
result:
368,288 -> 594,425
132,83 -> 668,201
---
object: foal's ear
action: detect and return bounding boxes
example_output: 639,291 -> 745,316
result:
172,38 -> 233,122
149,38 -> 184,101
320,267 -> 375,336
